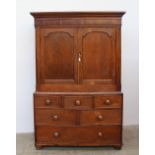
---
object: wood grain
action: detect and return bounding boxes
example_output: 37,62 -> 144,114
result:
31,12 -> 125,149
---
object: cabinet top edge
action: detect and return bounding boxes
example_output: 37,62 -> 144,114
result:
30,12 -> 126,18
34,92 -> 123,95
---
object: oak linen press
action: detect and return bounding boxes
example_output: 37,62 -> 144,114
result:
31,12 -> 125,149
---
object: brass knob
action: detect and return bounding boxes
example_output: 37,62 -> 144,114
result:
75,100 -> 81,106
52,115 -> 59,120
53,132 -> 59,137
98,132 -> 103,137
104,99 -> 111,105
45,99 -> 51,105
97,115 -> 103,120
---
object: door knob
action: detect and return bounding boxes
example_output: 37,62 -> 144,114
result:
45,99 -> 51,105
98,132 -> 103,137
97,115 -> 103,120
104,99 -> 111,105
52,115 -> 59,120
53,132 -> 60,137
75,100 -> 81,106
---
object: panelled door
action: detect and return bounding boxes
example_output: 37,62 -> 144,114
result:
77,28 -> 118,86
39,28 -> 78,85
38,27 -> 119,89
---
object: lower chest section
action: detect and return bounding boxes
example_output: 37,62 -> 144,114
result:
34,92 -> 123,147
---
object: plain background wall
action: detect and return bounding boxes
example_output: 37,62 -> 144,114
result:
16,0 -> 139,133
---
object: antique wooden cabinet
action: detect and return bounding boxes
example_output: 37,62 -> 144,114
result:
31,12 -> 125,149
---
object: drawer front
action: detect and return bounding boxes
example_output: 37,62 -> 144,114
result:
35,109 -> 76,126
80,109 -> 121,125
36,126 -> 121,146
34,95 -> 61,108
64,96 -> 93,109
95,95 -> 122,108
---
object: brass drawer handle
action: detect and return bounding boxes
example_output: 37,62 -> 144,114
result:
75,100 -> 81,106
52,115 -> 59,120
104,99 -> 111,105
45,99 -> 51,105
98,132 -> 103,137
53,132 -> 60,138
97,115 -> 103,120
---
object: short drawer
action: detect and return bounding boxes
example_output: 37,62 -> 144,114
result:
36,126 -> 121,146
80,109 -> 121,125
64,96 -> 93,110
35,109 -> 76,126
34,94 -> 61,108
95,95 -> 122,108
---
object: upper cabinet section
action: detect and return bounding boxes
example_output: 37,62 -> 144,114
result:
31,12 -> 125,92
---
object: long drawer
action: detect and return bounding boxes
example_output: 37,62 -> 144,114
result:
36,126 -> 121,146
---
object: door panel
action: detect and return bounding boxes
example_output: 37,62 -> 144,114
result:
40,28 -> 77,84
78,28 -> 116,85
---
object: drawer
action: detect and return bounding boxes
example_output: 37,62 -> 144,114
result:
64,96 -> 93,110
95,95 -> 122,108
34,94 -> 61,108
80,109 -> 121,125
36,126 -> 121,146
35,109 -> 76,126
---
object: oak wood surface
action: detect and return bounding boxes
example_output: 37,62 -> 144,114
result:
36,126 -> 121,146
31,12 -> 125,149
31,12 -> 125,18
35,109 -> 76,126
34,95 -> 61,108
95,95 -> 122,109
64,96 -> 93,110
80,109 -> 121,125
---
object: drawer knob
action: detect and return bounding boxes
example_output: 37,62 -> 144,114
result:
75,100 -> 81,106
105,99 -> 111,105
52,115 -> 59,120
98,132 -> 103,137
53,132 -> 59,137
97,115 -> 103,120
45,99 -> 51,105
